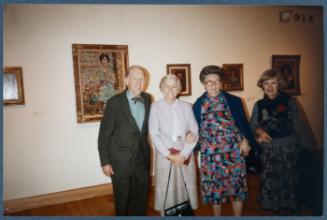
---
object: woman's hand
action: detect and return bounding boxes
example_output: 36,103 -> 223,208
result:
185,131 -> 196,144
240,138 -> 251,156
255,128 -> 272,143
169,153 -> 185,166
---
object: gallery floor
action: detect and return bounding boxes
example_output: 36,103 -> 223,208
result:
8,174 -> 314,216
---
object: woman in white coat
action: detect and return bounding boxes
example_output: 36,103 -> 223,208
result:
149,74 -> 199,215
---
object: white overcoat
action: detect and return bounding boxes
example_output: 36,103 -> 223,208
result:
149,99 -> 199,212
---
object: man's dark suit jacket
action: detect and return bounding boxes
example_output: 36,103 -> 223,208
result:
98,90 -> 152,178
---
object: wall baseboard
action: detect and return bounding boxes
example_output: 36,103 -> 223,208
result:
4,183 -> 113,214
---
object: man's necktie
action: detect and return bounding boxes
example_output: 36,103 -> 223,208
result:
132,96 -> 144,104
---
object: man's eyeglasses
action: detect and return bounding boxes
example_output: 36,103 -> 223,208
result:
204,80 -> 220,86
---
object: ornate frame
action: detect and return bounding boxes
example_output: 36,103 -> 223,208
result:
222,63 -> 244,91
166,64 -> 192,96
272,55 -> 301,95
72,44 -> 128,123
3,66 -> 25,106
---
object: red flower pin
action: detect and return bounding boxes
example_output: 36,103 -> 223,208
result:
277,105 -> 286,113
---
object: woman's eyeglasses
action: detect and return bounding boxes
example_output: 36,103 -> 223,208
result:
204,80 -> 220,86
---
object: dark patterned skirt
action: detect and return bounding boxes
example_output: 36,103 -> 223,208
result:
258,135 -> 299,211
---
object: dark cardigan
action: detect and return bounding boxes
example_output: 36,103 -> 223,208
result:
193,91 -> 259,151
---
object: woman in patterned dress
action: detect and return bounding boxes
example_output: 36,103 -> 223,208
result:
193,65 -> 258,216
250,69 -> 316,214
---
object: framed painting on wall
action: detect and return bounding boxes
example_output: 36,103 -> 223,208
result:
72,44 -> 128,123
166,64 -> 191,96
3,66 -> 25,106
222,64 -> 244,91
272,55 -> 301,95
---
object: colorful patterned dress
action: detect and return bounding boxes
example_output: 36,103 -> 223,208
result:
199,93 -> 248,204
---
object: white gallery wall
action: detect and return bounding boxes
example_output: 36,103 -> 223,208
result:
3,4 -> 323,200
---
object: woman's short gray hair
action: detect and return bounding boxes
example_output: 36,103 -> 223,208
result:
159,74 -> 182,92
257,69 -> 286,90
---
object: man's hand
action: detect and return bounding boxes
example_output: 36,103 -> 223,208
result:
240,138 -> 251,157
102,164 -> 114,177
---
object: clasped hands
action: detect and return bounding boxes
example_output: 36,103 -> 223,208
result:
166,131 -> 197,166
101,132 -> 198,176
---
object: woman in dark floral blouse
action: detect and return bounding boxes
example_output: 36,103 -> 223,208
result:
250,69 -> 315,215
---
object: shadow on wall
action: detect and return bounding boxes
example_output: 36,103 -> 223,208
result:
294,99 -> 323,216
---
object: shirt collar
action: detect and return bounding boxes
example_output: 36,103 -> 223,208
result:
126,90 -> 133,100
162,98 -> 179,107
126,90 -> 141,100
126,90 -> 145,105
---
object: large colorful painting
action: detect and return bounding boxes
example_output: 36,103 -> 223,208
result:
72,44 -> 128,123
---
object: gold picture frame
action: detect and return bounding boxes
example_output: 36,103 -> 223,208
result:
3,67 -> 25,106
166,64 -> 192,96
272,55 -> 301,95
222,64 -> 244,91
72,44 -> 128,123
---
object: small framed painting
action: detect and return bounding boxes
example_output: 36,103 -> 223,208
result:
3,66 -> 25,106
272,55 -> 301,95
166,64 -> 191,96
222,64 -> 244,91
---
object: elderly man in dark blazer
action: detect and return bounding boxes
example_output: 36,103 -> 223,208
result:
98,65 -> 152,216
